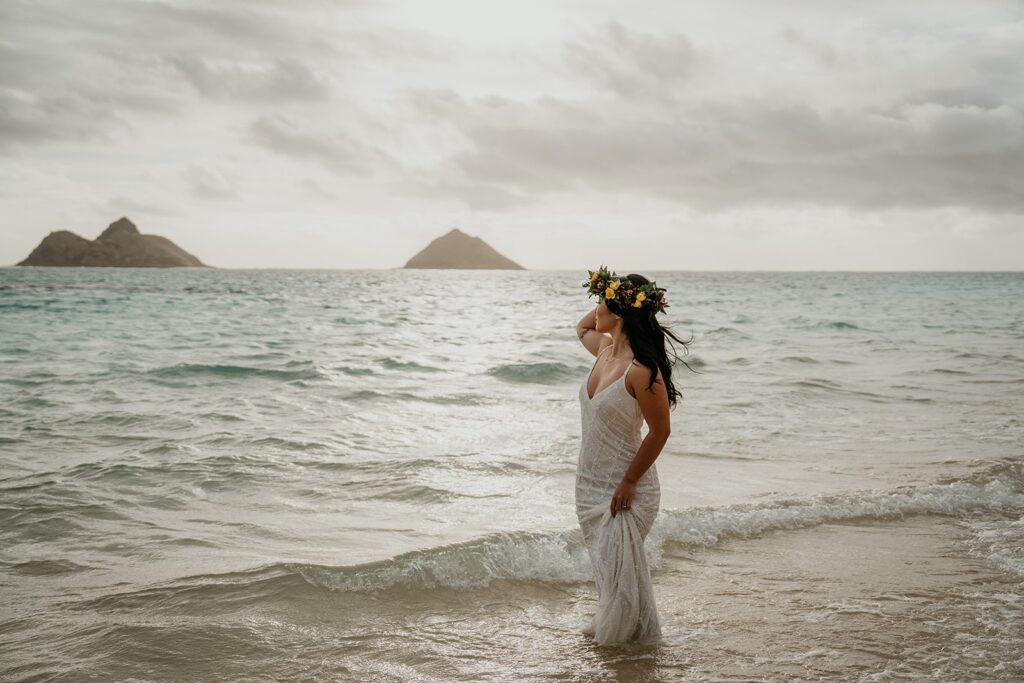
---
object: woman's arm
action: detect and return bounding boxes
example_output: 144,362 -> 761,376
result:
575,305 -> 608,356
575,305 -> 597,336
610,364 -> 672,516
609,430 -> 669,517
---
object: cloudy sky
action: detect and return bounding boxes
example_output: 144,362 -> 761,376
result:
1,0 -> 1022,269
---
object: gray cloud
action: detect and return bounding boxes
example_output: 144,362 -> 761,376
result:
392,14 -> 1024,214
0,0 -> 428,153
0,87 -> 135,150
0,1 -> 343,60
400,169 -> 532,211
0,3 -> 190,152
185,164 -> 237,200
247,115 -> 398,176
398,89 -> 1024,212
780,25 -> 838,66
170,55 -> 330,102
563,20 -> 697,101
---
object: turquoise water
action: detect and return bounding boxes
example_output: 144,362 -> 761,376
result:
1,268 -> 1022,680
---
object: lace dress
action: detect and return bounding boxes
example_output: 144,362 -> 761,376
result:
575,345 -> 662,645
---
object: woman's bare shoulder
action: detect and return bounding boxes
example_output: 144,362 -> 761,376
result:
625,359 -> 664,395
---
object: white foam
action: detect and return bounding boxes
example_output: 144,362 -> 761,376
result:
296,462 -> 1024,593
959,513 -> 1024,578
647,471 -> 1024,570
296,529 -> 593,592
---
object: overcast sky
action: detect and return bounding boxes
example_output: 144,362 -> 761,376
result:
1,0 -> 1022,269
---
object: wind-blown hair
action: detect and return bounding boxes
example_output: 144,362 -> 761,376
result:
604,273 -> 699,410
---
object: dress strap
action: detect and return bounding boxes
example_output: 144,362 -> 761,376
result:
618,356 -> 635,385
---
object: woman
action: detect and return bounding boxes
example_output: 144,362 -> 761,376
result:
573,266 -> 694,646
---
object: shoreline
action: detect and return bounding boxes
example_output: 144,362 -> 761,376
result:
9,512 -> 1019,681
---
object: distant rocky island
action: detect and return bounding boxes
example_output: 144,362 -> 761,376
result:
17,217 -> 209,268
403,228 -> 523,269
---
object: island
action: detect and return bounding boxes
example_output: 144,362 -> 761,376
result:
403,227 -> 523,269
17,217 -> 209,268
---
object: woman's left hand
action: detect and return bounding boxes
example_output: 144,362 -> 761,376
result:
610,478 -> 637,517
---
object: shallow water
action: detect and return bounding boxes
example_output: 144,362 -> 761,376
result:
1,268 -> 1022,680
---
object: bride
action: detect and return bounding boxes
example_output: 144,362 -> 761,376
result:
573,266 -> 694,646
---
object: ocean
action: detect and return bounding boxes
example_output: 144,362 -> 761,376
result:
1,267 -> 1022,681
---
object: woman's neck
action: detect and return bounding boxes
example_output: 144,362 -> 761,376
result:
606,333 -> 632,360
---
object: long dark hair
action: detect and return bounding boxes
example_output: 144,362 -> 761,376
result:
605,273 -> 700,410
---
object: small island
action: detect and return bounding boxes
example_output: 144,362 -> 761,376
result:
403,227 -> 523,269
17,217 -> 209,268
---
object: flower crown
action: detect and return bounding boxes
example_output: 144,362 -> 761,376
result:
582,265 -> 669,314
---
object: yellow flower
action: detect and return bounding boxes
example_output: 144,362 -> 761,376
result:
632,291 -> 646,308
610,279 -> 620,290
604,287 -> 615,298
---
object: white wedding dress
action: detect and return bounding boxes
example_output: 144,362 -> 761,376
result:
575,345 -> 662,645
